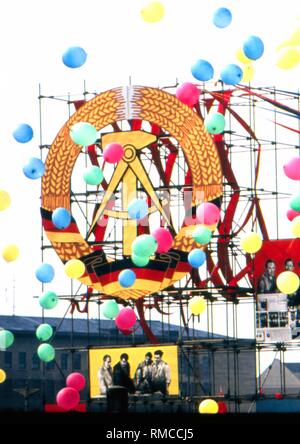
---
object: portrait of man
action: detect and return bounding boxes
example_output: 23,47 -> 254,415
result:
97,354 -> 113,395
151,349 -> 171,395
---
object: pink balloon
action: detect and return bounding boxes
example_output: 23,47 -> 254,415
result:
283,157 -> 300,180
115,307 -> 137,331
103,143 -> 124,163
196,202 -> 221,225
66,372 -> 86,392
287,208 -> 300,221
176,83 -> 200,107
152,227 -> 173,253
56,387 -> 80,411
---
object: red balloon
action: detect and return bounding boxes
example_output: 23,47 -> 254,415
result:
275,392 -> 283,400
103,143 -> 124,163
56,387 -> 80,411
152,227 -> 173,253
283,157 -> 300,180
196,202 -> 221,225
66,372 -> 86,392
217,401 -> 228,413
115,307 -> 137,331
176,83 -> 200,107
287,208 -> 300,221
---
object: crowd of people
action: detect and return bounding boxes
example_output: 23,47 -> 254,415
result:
97,349 -> 171,396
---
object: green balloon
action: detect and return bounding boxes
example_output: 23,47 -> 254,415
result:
0,330 -> 14,350
37,343 -> 55,362
36,324 -> 53,342
102,300 -> 119,319
193,227 -> 212,244
204,112 -> 226,134
290,194 -> 300,212
70,122 -> 98,146
131,253 -> 150,267
39,291 -> 58,309
132,234 -> 157,257
83,166 -> 104,185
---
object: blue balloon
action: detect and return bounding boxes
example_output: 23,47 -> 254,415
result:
35,263 -> 55,283
213,7 -> 232,28
220,64 -> 243,85
23,158 -> 45,180
188,249 -> 206,268
13,124 -> 33,143
118,269 -> 136,288
243,36 -> 264,60
62,47 -> 87,68
191,60 -> 214,81
52,207 -> 71,229
128,199 -> 148,220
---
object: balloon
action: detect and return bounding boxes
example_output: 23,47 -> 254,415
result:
220,64 -> 243,85
131,253 -> 150,267
290,194 -> 300,212
189,296 -> 207,315
204,112 -> 226,134
0,369 -> 6,384
236,48 -> 252,65
67,373 -> 86,392
152,227 -> 173,253
277,271 -> 299,294
2,244 -> 19,262
83,166 -> 103,185
291,215 -> 300,237
70,122 -> 97,146
0,190 -> 11,211
132,234 -> 157,257
23,158 -> 45,179
191,60 -> 214,82
13,123 -> 33,143
35,263 -> 55,283
243,36 -> 264,60
213,7 -> 232,28
37,343 -> 55,362
52,207 -> 71,229
199,399 -> 219,414
39,290 -> 59,309
0,330 -> 14,350
240,232 -> 262,254
287,208 -> 300,222
276,48 -> 300,70
140,2 -> 165,23
102,300 -> 120,319
128,199 -> 148,220
192,226 -> 212,244
118,269 -> 136,288
242,64 -> 255,83
62,46 -> 87,68
64,259 -> 85,278
103,143 -> 124,163
283,157 -> 300,180
175,83 -> 200,107
56,387 -> 80,411
196,202 -> 221,225
36,324 -> 53,342
115,307 -> 137,331
217,401 -> 228,414
188,249 -> 206,268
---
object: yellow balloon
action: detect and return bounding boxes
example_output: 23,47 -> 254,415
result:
276,48 -> 300,70
290,27 -> 300,46
242,64 -> 255,83
199,399 -> 218,414
236,48 -> 252,65
0,369 -> 6,384
189,296 -> 207,315
64,259 -> 85,278
0,190 -> 11,211
240,232 -> 262,254
291,215 -> 300,237
2,244 -> 19,262
140,1 -> 165,23
277,271 -> 299,294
